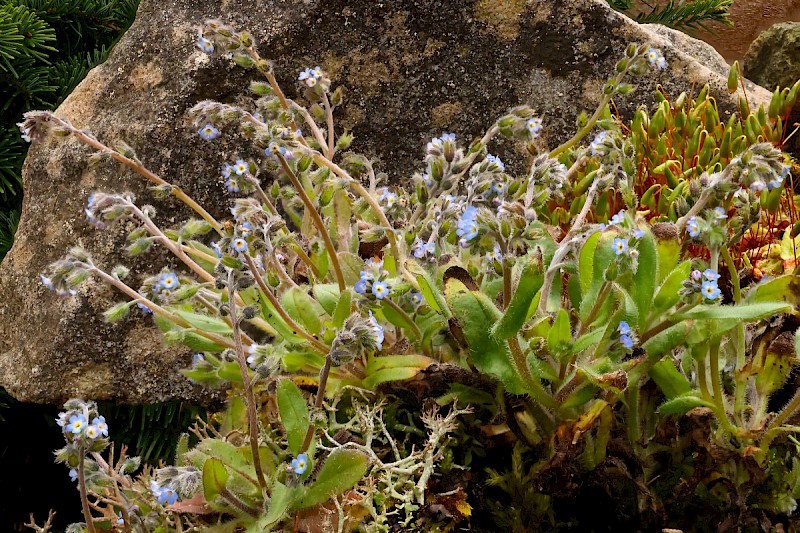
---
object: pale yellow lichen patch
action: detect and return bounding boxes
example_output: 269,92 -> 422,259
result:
475,0 -> 532,41
58,70 -> 107,124
130,61 -> 164,91
71,363 -> 114,400
431,102 -> 463,129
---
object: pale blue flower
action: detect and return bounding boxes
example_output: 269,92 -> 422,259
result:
196,36 -> 214,54
233,160 -> 249,176
687,216 -> 701,238
618,321 -> 631,336
702,269 -> 720,282
701,280 -> 721,300
85,425 -> 100,439
613,238 -> 629,256
225,177 -> 240,193
526,117 -> 543,137
379,189 -> 398,208
67,414 -> 86,434
150,480 -> 178,506
69,468 -> 78,482
410,292 -> 423,306
92,416 -> 108,437
590,131 -> 608,156
610,210 -> 625,226
231,238 -> 248,253
210,241 -> 223,258
354,279 -> 368,294
485,154 -> 505,172
486,245 -> 502,262
292,453 -> 309,475
713,207 -> 727,220
646,48 -> 667,71
159,272 -> 180,291
620,334 -> 634,349
632,228 -> 645,239
372,281 -> 389,299
198,124 -> 220,140
369,311 -> 384,351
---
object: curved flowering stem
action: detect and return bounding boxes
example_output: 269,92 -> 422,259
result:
226,269 -> 268,492
85,262 -> 236,349
538,179 -> 600,315
243,254 -> 329,353
301,148 -> 406,274
33,112 -> 223,235
247,175 -> 322,279
276,154 -> 346,291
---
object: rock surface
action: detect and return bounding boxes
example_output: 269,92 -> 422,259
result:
0,0 -> 772,403
744,22 -> 800,91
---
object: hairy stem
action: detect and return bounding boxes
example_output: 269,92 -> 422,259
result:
45,113 -> 223,235
301,353 -> 334,453
538,180 -> 599,316
227,270 -> 267,492
508,337 -> 556,410
77,452 -> 97,533
277,155 -> 345,291
243,254 -> 328,353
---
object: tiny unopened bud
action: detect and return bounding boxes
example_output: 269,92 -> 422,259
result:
242,305 -> 258,319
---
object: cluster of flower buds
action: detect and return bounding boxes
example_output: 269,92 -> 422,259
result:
682,268 -> 722,301
524,155 -> 568,207
328,312 -> 385,365
494,105 -> 545,141
40,247 -> 94,296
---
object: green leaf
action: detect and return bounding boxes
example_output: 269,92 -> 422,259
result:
361,368 -> 421,389
260,480 -> 294,527
745,275 -> 800,307
651,261 -> 691,320
632,231 -> 657,330
281,287 -> 326,335
650,359 -> 692,399
492,261 -> 543,340
675,302 -> 792,322
332,289 -> 352,328
257,290 -> 305,343
579,231 -> 602,295
655,235 -> 681,284
296,449 -> 368,509
642,322 -> 689,357
580,233 -> 616,320
572,328 -> 604,353
277,379 -> 311,456
173,310 -> 233,335
337,252 -> 364,285
202,457 -> 229,502
312,284 -> 340,315
657,393 -> 715,416
444,279 -> 525,393
547,309 -> 572,357
380,300 -> 416,334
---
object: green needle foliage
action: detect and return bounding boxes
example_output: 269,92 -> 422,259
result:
0,0 -> 140,261
608,0 -> 733,32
